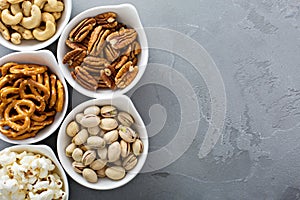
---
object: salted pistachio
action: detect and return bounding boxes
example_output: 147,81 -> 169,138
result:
87,136 -> 106,149
66,121 -> 80,137
97,147 -> 107,160
65,143 -> 76,157
72,162 -> 85,173
84,105 -> 101,115
122,154 -> 137,171
88,126 -> 100,136
100,105 -> 117,118
82,150 -> 96,166
83,168 -> 98,183
90,159 -> 107,171
103,130 -> 118,144
107,141 -> 121,162
80,114 -> 100,127
72,129 -> 89,145
105,166 -> 126,180
120,140 -> 131,158
75,113 -> 84,123
96,166 -> 107,178
132,139 -> 143,156
118,125 -> 137,143
117,112 -> 134,127
72,148 -> 83,162
99,118 -> 118,131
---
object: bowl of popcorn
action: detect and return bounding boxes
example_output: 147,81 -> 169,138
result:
0,0 -> 72,51
0,144 -> 69,199
0,50 -> 69,144
57,95 -> 148,190
57,3 -> 148,98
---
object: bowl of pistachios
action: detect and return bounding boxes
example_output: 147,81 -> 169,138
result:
57,95 -> 148,190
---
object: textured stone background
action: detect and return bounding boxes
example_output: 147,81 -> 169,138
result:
1,0 -> 300,199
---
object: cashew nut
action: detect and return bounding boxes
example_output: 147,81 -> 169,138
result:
43,1 -> 63,12
41,12 -> 55,23
10,32 -> 21,44
20,5 -> 41,29
33,20 -> 55,41
10,3 -> 22,15
1,9 -> 23,25
7,0 -> 23,4
0,20 -> 10,40
11,25 -> 33,39
52,12 -> 61,20
0,0 -> 9,10
22,1 -> 32,17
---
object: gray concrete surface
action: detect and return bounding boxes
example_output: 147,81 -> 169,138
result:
1,0 -> 300,199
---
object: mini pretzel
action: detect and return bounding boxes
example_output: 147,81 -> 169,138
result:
0,87 -> 19,103
55,79 -> 64,112
0,62 -> 17,76
49,74 -> 57,108
9,64 -> 47,76
0,74 -> 22,89
2,100 -> 34,131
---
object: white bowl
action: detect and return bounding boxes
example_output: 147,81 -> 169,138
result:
0,144 -> 69,199
57,95 -> 148,190
57,3 -> 148,98
0,0 -> 72,51
0,50 -> 69,144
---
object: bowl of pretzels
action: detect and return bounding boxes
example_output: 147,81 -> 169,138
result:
0,0 -> 72,51
0,50 -> 68,144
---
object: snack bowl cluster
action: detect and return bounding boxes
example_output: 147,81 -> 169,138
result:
57,95 -> 148,190
0,144 -> 69,199
57,3 -> 148,98
0,50 -> 69,144
0,0 -> 72,51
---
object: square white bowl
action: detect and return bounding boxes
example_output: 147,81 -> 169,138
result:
57,95 -> 148,190
0,0 -> 72,51
0,145 -> 69,199
57,3 -> 148,98
0,50 -> 69,144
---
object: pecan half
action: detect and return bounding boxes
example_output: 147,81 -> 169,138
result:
71,66 -> 98,90
131,41 -> 141,55
100,69 -> 116,90
88,26 -> 111,56
106,29 -> 137,49
63,48 -> 86,68
69,18 -> 96,42
95,12 -> 118,29
104,44 -> 120,62
83,56 -> 109,67
66,39 -> 87,50
115,63 -> 139,88
115,56 -> 128,69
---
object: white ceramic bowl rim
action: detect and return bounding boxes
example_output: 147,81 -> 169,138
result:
0,145 -> 69,199
0,0 -> 72,51
57,95 -> 148,190
57,3 -> 149,98
0,50 -> 69,144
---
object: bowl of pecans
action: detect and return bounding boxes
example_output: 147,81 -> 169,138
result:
0,50 -> 68,144
57,4 -> 148,98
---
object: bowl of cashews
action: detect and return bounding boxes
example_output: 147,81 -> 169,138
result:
0,0 -> 72,51
0,50 -> 69,144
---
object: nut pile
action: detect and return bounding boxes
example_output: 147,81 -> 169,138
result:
0,62 -> 64,140
65,105 -> 144,182
63,12 -> 141,91
0,149 -> 66,199
0,0 -> 64,44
